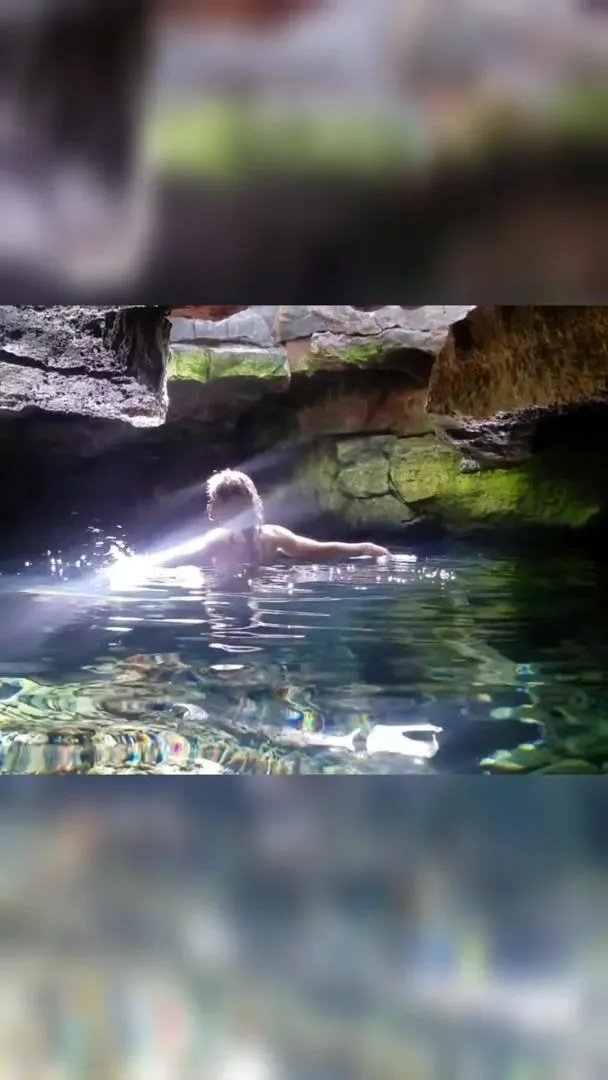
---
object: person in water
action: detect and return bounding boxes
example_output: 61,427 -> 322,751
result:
171,469 -> 390,571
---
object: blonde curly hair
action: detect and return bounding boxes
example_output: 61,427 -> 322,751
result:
206,469 -> 264,527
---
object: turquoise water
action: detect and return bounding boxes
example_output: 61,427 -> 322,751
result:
0,533 -> 605,774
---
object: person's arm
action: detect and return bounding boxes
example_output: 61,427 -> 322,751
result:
155,528 -> 226,568
268,525 -> 389,560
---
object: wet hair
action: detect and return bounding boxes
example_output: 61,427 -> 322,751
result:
206,468 -> 264,527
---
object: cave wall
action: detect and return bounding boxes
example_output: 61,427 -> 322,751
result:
1,304 -> 608,552
165,304 -> 469,435
428,305 -> 608,418
291,399 -> 608,541
0,305 -> 171,424
158,303 -> 608,543
166,304 -> 608,429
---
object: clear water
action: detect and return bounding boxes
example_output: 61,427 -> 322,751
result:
0,528 -> 606,774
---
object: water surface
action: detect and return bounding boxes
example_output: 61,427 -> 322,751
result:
0,530 -> 605,774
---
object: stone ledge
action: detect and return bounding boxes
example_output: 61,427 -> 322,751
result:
168,304 -> 473,384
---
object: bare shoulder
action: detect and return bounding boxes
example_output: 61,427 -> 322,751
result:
198,526 -> 230,551
259,523 -> 292,555
261,524 -> 291,540
207,526 -> 231,543
192,526 -> 231,557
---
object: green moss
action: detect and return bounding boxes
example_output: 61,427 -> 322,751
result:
481,743 -> 601,774
167,347 -> 210,382
389,436 -> 600,531
548,88 -> 608,142
340,494 -> 413,527
306,341 -> 384,373
297,444 -> 345,515
167,346 -> 289,383
480,743 -> 556,773
149,94 -> 604,180
336,436 -> 397,466
296,431 -> 602,533
208,348 -> 289,381
297,445 -> 413,524
336,458 -> 390,500
147,103 -> 419,179
537,760 -> 601,774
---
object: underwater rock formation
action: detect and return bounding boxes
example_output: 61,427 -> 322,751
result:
0,305 -> 171,425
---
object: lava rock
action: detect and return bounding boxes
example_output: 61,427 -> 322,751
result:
0,305 -> 171,425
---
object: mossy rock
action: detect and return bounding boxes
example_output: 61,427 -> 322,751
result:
296,445 -> 346,518
306,338 -> 389,373
296,430 -> 601,533
339,493 -> 413,527
536,760 -> 600,774
208,348 -> 289,382
336,458 -> 390,499
481,745 -> 601,775
558,729 -> 608,760
480,742 -> 556,773
297,442 -> 412,525
168,345 -> 290,383
293,406 -> 604,533
299,441 -> 340,486
167,345 -> 210,382
304,329 -> 439,375
336,435 -> 397,466
388,435 -> 600,532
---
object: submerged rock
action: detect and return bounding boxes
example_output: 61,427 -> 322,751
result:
0,305 -> 171,425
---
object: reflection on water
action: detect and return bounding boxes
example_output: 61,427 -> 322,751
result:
0,527 -> 606,774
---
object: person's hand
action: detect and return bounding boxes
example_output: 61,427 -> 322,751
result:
361,543 -> 390,558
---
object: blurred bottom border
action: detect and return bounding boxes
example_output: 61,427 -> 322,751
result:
0,777 -> 606,1077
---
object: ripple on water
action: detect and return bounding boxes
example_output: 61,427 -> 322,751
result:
0,543 -> 606,774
